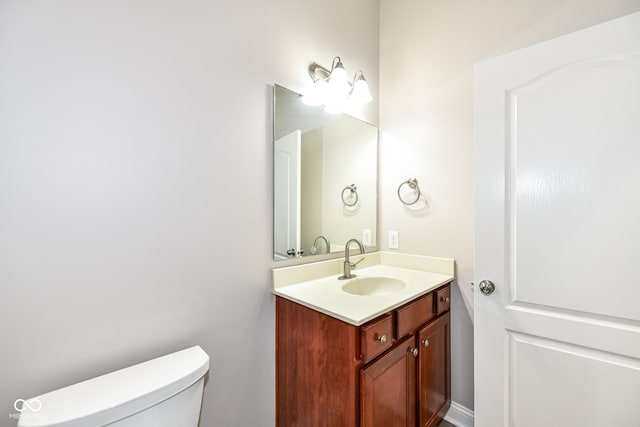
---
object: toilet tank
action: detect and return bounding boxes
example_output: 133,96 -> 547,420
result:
17,346 -> 209,427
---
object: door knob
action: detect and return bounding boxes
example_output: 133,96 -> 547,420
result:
478,280 -> 495,296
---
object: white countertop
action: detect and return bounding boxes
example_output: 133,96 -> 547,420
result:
272,252 -> 455,326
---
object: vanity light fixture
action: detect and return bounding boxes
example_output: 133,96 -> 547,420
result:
302,56 -> 373,113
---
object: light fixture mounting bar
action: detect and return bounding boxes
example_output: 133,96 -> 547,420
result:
308,63 -> 331,83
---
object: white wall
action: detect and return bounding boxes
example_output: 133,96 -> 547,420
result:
0,0 -> 378,425
379,0 -> 640,411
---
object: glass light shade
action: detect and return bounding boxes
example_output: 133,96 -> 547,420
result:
350,76 -> 373,104
324,93 -> 346,114
301,80 -> 327,106
328,64 -> 349,96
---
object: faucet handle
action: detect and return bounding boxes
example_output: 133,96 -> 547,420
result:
350,257 -> 365,269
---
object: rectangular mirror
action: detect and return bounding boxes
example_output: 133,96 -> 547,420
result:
273,84 -> 378,261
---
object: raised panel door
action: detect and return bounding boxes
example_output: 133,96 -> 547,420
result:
360,337 -> 416,427
417,312 -> 450,427
475,11 -> 640,426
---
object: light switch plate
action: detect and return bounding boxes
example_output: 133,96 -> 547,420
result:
362,229 -> 372,246
388,231 -> 399,249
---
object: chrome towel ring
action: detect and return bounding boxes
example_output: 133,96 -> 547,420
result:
397,178 -> 421,205
341,184 -> 359,207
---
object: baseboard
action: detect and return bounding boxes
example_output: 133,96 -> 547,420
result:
444,401 -> 474,427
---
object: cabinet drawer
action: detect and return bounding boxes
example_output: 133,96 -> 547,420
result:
396,292 -> 434,338
436,286 -> 451,315
361,314 -> 393,363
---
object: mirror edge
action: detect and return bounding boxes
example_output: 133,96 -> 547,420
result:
272,83 -> 379,265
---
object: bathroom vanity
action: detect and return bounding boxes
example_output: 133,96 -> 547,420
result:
274,253 -> 453,427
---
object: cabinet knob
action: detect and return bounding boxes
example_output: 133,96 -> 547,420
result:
440,296 -> 450,303
422,339 -> 429,348
412,348 -> 419,357
377,335 -> 387,345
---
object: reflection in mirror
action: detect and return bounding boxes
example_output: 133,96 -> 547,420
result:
273,84 -> 378,261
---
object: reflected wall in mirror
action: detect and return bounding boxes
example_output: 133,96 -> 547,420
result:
273,84 -> 378,261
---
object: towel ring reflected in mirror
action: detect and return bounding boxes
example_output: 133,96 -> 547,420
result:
397,178 -> 421,205
341,184 -> 359,207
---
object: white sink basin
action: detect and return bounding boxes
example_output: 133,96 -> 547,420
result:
341,276 -> 406,296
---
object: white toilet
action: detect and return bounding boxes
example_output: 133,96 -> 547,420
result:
17,346 -> 209,427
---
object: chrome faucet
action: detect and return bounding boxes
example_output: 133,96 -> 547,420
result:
338,238 -> 365,280
310,235 -> 331,255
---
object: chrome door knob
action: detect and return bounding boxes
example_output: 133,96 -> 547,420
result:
478,280 -> 495,296
422,339 -> 429,348
412,348 -> 419,357
377,335 -> 387,344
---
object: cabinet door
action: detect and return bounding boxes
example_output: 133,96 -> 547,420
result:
360,337 -> 416,427
417,312 -> 450,427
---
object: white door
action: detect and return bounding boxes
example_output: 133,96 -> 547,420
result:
474,12 -> 640,427
274,130 -> 301,260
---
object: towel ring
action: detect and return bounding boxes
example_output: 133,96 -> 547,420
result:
397,178 -> 421,205
341,184 -> 359,207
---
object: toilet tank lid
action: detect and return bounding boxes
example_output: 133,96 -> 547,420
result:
17,346 -> 209,427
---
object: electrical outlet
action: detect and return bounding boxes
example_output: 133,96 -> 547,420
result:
362,229 -> 372,246
388,231 -> 399,249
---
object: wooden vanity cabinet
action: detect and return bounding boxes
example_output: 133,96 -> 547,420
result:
417,311 -> 450,427
276,283 -> 451,427
276,296 -> 361,426
361,336 -> 416,427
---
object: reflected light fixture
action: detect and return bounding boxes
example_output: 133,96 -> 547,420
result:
302,56 -> 373,113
